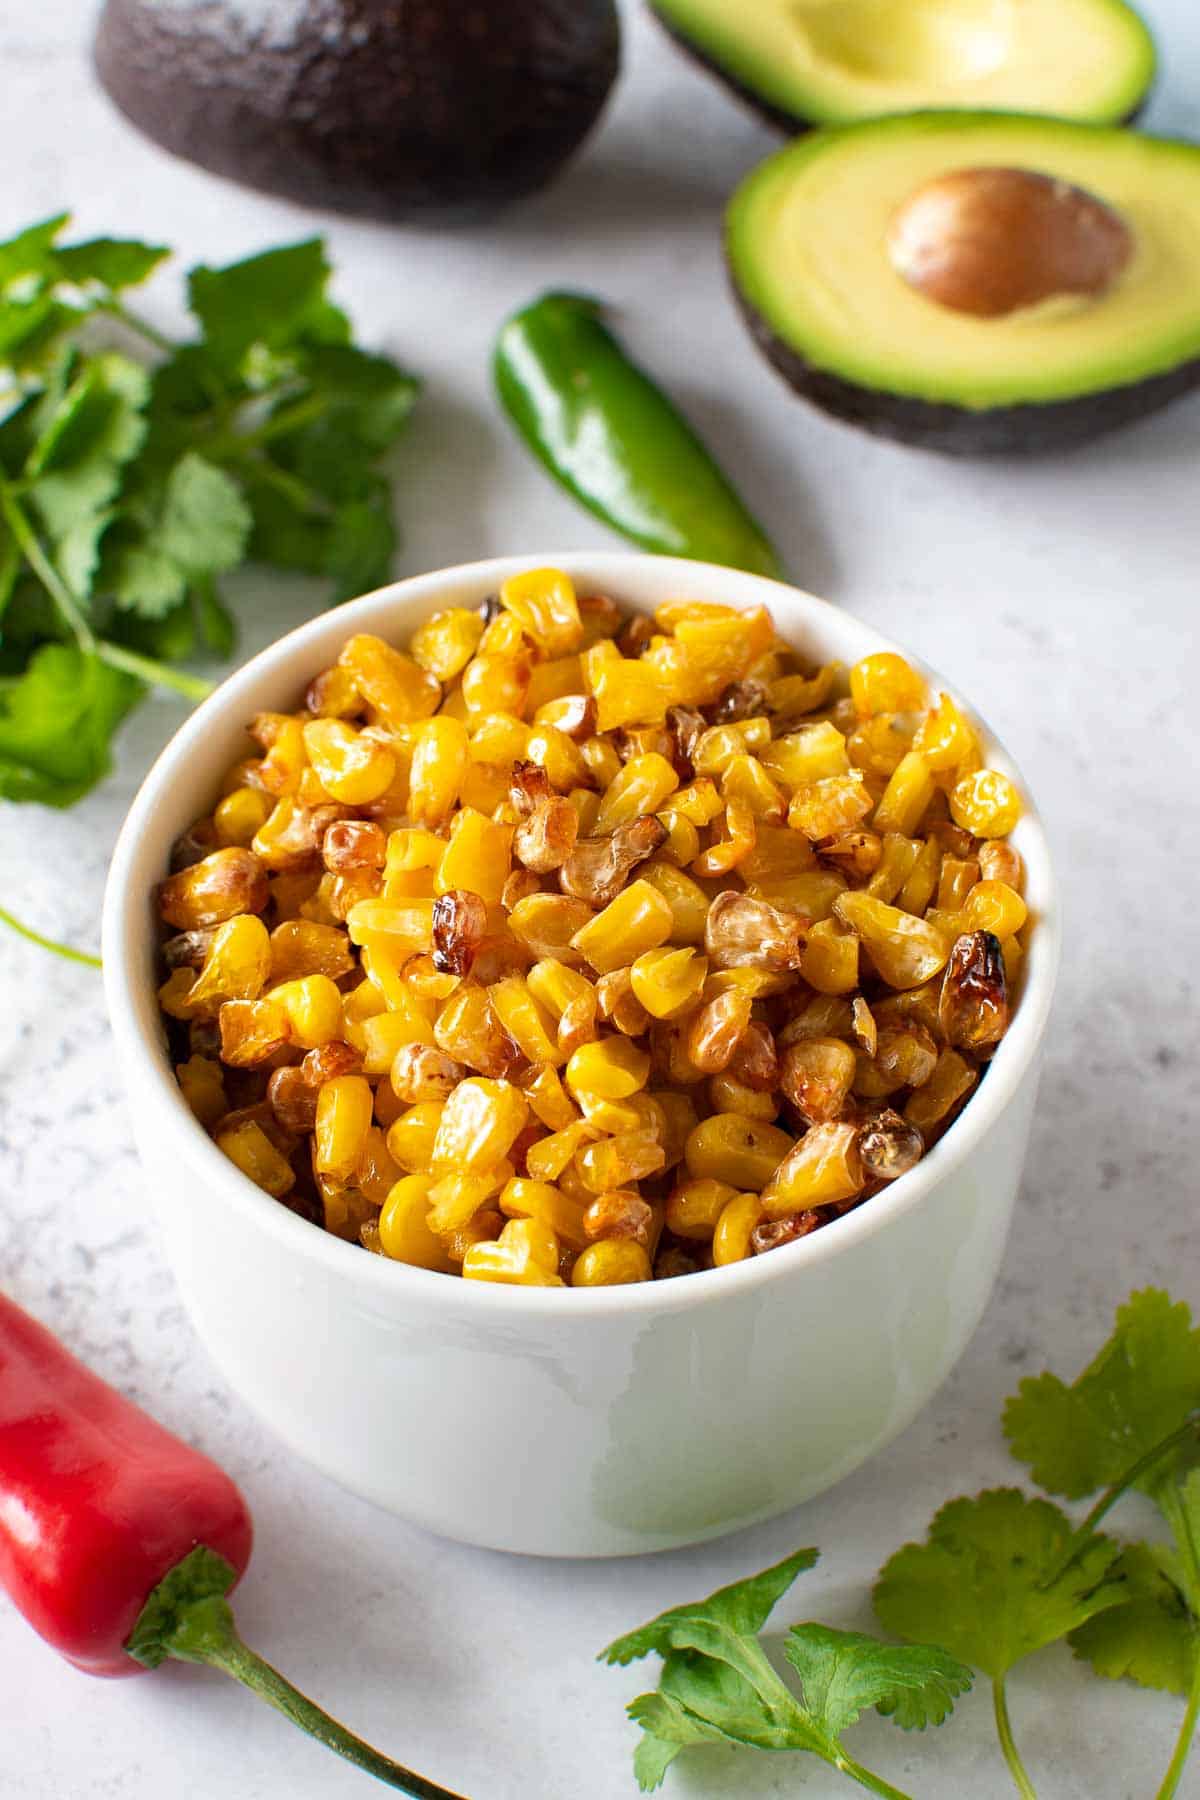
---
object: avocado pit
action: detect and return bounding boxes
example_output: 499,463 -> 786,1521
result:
887,165 -> 1133,318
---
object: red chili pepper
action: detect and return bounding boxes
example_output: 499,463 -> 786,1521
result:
0,1290 -> 466,1797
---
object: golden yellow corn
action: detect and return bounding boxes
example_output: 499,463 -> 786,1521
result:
593,753 -> 678,835
301,720 -> 396,805
490,975 -> 563,1066
527,656 -> 586,714
214,787 -> 272,847
684,1114 -> 792,1190
762,721 -> 849,789
799,918 -> 860,995
850,652 -> 926,717
176,1055 -> 227,1130
407,716 -> 469,826
629,946 -> 707,1018
187,915 -> 271,1014
963,880 -> 1028,938
950,769 -> 1023,838
574,1131 -> 665,1193
565,1036 -> 651,1101
834,890 -> 950,990
410,608 -> 485,682
788,773 -> 873,840
385,1100 -> 446,1173
914,691 -> 977,771
666,1177 -> 736,1240
436,808 -> 512,905
761,1122 -> 862,1218
431,1077 -> 528,1171
500,567 -> 583,656
313,1075 -> 374,1180
217,1118 -> 295,1197
571,1240 -> 652,1286
268,974 -> 343,1049
463,1216 -> 564,1286
499,1177 -> 589,1249
712,1192 -> 764,1266
570,879 -> 673,975
905,1048 -> 978,1131
898,835 -> 942,916
338,633 -> 441,726
426,1164 -> 513,1234
377,1176 -> 448,1270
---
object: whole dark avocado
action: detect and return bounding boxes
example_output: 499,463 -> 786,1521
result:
93,0 -> 621,223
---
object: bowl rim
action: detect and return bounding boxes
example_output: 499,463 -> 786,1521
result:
101,550 -> 1060,1321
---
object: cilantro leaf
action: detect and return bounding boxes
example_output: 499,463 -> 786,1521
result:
187,240 -> 336,371
0,644 -> 141,805
0,214 -> 71,287
601,1548 -> 820,1667
626,1690 -> 734,1791
26,352 -> 150,554
1004,1290 -> 1200,1501
55,238 -> 169,292
1068,1542 -> 1198,1696
108,454 -> 252,618
785,1624 -> 973,1733
874,1489 -> 1124,1679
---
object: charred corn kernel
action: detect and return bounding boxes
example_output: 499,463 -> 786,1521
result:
899,836 -> 942,917
521,1064 -> 579,1131
571,1240 -> 652,1286
799,917 -> 860,995
268,868 -> 322,923
586,653 -> 669,732
426,1164 -> 513,1234
463,1217 -> 564,1286
431,1077 -> 528,1171
712,1192 -> 764,1266
964,880 -> 1028,938
500,1177 -> 589,1248
159,847 -> 269,929
629,946 -> 707,1018
914,692 -> 977,771
385,1100 -> 446,1172
301,720 -> 396,805
593,754 -> 678,835
490,975 -> 563,1066
357,1006 -> 436,1074
950,769 -> 1022,838
634,863 -> 708,945
768,663 -> 840,717
571,879 -> 673,975
217,1119 -> 295,1197
866,833 -> 922,905
978,840 -> 1023,891
218,997 -> 291,1065
762,722 -> 849,789
268,974 -> 343,1049
684,1114 -> 792,1190
313,1075 -> 373,1180
761,1122 -> 863,1219
187,915 -> 271,1013
469,712 -> 530,767
526,1119 -> 597,1182
378,1175 -> 450,1270
347,898 -> 435,956
410,608 -> 485,682
524,724 -> 587,791
566,1036 -> 651,1101
407,716 -> 469,827
500,567 -> 583,655
708,1072 -> 778,1120
214,787 -> 272,847
574,1131 -> 665,1193
527,657 -> 586,716
461,653 -> 530,719
850,652 -> 926,718
255,716 -> 308,796
905,1048 -> 978,1131
834,890 -> 950,990
176,1055 -> 227,1129
666,1177 -> 736,1240
721,754 -> 787,821
436,808 -> 512,906
872,751 -> 936,838
655,809 -> 701,866
788,773 -> 872,840
337,633 -> 440,726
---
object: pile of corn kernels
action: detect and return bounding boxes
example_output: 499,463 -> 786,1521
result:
156,568 -> 1028,1288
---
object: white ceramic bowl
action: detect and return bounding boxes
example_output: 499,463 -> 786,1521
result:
102,553 -> 1058,1558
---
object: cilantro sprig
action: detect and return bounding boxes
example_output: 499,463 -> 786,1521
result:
603,1289 -> 1200,1800
0,215 -> 418,808
601,1550 -> 973,1798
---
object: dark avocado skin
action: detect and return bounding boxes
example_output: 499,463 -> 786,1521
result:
651,4 -> 1150,134
732,279 -> 1200,455
94,0 -> 621,223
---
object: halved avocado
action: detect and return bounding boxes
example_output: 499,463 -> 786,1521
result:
726,113 -> 1200,454
653,0 -> 1155,131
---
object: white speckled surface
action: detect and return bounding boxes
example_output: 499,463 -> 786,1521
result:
2,3 -> 1199,1795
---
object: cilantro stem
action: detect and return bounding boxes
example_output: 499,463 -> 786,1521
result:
1155,1644 -> 1200,1800
98,297 -> 178,358
94,640 -> 215,702
0,481 -> 96,649
0,904 -> 101,968
992,1678 -> 1037,1800
833,1749 -> 916,1800
1046,1416 -> 1200,1586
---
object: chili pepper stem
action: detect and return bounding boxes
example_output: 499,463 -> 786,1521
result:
163,1591 -> 466,1800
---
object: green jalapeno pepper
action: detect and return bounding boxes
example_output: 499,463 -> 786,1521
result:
494,292 -> 783,579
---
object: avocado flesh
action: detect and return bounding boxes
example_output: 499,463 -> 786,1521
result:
727,113 -> 1200,454
654,0 -> 1154,129
94,0 -> 620,223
